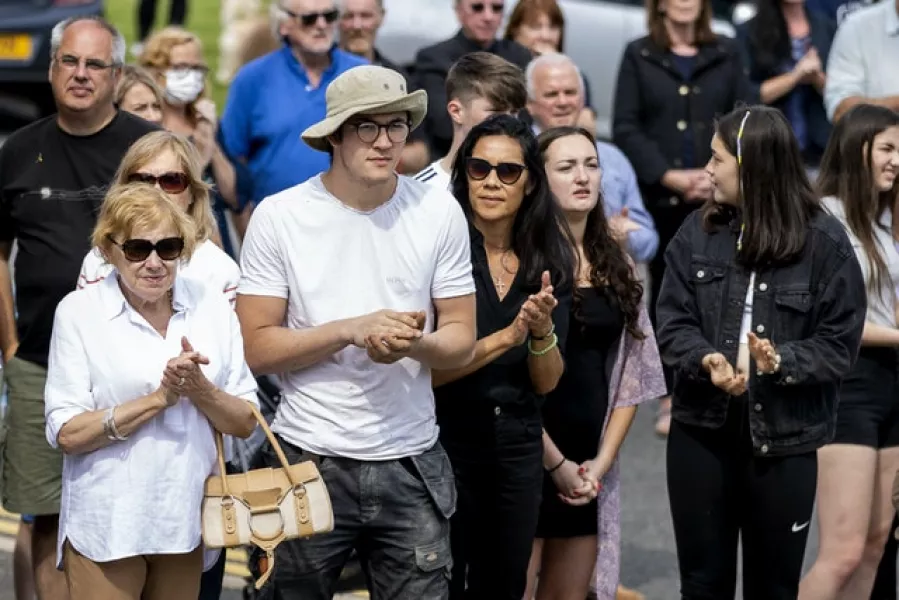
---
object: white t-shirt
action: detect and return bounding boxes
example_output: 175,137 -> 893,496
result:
413,160 -> 451,191
78,239 -> 241,306
238,174 -> 475,460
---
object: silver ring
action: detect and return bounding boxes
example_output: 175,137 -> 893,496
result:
178,377 -> 185,386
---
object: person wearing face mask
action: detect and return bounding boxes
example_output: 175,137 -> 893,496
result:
139,27 -> 239,248
656,105 -> 865,599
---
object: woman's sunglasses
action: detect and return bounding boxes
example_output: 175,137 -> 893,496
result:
466,157 -> 527,185
108,236 -> 185,262
126,171 -> 190,194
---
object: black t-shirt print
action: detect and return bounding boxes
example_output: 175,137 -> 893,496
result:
0,111 -> 158,367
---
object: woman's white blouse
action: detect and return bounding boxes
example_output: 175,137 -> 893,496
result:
77,238 -> 240,306
44,273 -> 258,565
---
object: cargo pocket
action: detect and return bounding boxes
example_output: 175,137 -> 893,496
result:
415,536 -> 452,575
411,443 -> 457,519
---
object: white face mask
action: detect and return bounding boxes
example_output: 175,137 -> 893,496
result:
164,68 -> 205,104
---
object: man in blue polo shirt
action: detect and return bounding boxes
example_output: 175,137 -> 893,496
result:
219,0 -> 367,204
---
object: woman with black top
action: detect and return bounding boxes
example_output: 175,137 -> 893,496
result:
799,104 -> 899,599
432,114 -> 574,600
613,0 -> 755,436
656,105 -> 866,599
735,0 -> 836,171
524,127 -> 666,600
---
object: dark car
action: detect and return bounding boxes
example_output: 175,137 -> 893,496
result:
0,0 -> 104,119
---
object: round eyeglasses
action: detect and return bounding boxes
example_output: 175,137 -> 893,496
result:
350,120 -> 411,144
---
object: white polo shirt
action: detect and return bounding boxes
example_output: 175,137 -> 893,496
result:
238,174 -> 475,460
78,239 -> 240,305
45,273 -> 258,566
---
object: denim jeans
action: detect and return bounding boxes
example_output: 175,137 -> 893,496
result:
260,437 -> 455,599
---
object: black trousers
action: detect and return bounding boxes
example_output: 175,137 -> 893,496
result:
138,0 -> 188,41
197,549 -> 226,600
667,403 -> 817,599
872,517 -> 898,600
441,407 -> 544,600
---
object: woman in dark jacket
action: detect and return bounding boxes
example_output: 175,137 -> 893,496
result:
656,105 -> 865,599
735,0 -> 837,170
612,0 -> 756,436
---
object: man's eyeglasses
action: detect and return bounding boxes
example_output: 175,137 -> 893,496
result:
56,54 -> 119,72
107,236 -> 185,262
466,158 -> 527,185
470,2 -> 505,14
282,6 -> 340,26
126,172 -> 191,194
349,120 -> 411,144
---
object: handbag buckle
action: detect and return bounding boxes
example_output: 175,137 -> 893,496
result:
247,506 -> 285,542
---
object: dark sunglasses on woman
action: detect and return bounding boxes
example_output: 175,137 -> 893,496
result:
126,171 -> 190,194
108,236 -> 185,262
466,157 -> 527,185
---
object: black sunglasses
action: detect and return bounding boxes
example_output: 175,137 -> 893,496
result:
108,236 -> 185,262
283,6 -> 340,26
466,157 -> 527,185
470,2 -> 505,13
126,171 -> 190,194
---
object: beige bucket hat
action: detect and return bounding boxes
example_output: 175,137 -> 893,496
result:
301,65 -> 428,152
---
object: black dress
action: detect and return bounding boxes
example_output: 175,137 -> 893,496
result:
536,286 -> 623,538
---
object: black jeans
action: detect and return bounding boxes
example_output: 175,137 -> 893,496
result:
441,406 -> 544,600
138,0 -> 188,41
872,517 -> 898,600
260,437 -> 455,599
197,549 -> 226,600
667,401 -> 817,599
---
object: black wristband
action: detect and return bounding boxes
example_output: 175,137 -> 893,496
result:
531,322 -> 555,341
546,457 -> 566,473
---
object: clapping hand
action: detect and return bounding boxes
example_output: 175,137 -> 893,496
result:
608,207 -> 641,244
520,271 -> 557,338
359,309 -> 427,364
748,332 -> 781,375
702,352 -> 748,396
162,336 -> 213,401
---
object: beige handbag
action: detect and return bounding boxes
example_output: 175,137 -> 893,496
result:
201,404 -> 334,588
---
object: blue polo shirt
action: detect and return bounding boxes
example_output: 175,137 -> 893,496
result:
219,45 -> 367,204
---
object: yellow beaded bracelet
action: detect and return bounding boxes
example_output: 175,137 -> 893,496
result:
528,332 -> 559,356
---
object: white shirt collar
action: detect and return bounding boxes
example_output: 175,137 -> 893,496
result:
98,270 -> 191,321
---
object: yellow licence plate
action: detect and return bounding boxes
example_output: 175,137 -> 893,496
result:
0,34 -> 32,61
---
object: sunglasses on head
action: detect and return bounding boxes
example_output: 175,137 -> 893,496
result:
283,6 -> 340,26
126,171 -> 190,194
471,2 -> 505,13
108,236 -> 185,262
466,157 -> 527,185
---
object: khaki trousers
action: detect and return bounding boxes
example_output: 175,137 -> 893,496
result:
64,541 -> 203,600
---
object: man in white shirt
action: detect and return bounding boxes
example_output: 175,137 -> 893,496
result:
414,51 -> 527,190
236,65 -> 476,598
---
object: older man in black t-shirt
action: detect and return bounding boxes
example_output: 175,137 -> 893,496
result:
0,16 -> 156,600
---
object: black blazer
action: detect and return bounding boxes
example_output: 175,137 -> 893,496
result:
612,36 -> 757,211
414,31 -> 532,157
735,12 -> 837,163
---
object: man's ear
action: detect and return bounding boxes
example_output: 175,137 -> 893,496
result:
447,99 -> 464,126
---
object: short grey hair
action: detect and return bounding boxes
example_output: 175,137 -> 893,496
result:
50,16 -> 126,66
270,0 -> 343,38
525,52 -> 585,100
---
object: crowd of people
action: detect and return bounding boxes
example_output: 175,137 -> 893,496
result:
2,0 -> 899,599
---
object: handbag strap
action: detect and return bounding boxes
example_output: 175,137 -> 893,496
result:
213,401 -> 303,493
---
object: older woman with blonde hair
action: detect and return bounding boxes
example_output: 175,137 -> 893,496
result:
45,183 -> 258,600
78,130 -> 239,304
115,64 -> 164,126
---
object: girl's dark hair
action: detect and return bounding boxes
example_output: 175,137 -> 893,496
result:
703,105 -> 819,266
817,103 -> 899,293
537,126 -> 645,340
451,114 -> 575,289
747,0 -> 793,76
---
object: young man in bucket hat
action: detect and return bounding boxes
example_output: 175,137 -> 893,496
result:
235,65 -> 477,598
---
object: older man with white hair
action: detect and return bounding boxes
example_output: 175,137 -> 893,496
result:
219,0 -> 366,204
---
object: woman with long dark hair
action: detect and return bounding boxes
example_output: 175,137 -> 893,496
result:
524,126 -> 665,600
613,0 -> 755,437
657,105 -> 866,599
799,104 -> 899,600
735,0 -> 836,170
432,114 -> 574,600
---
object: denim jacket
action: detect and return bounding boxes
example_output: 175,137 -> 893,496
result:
656,208 -> 866,456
